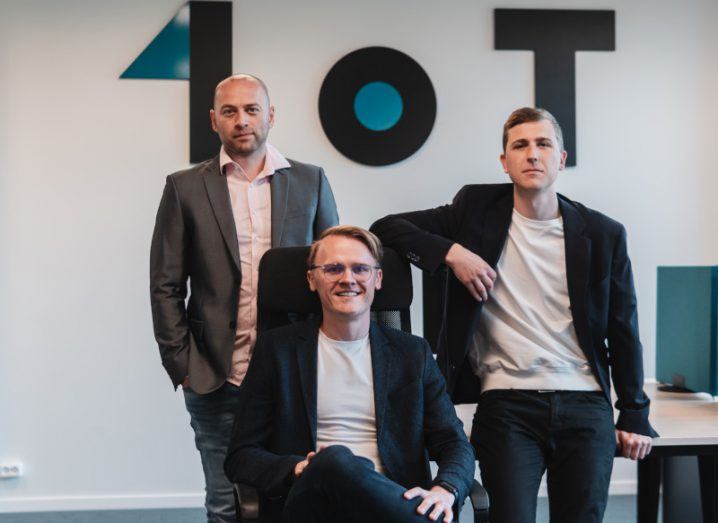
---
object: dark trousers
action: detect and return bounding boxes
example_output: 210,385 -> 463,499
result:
472,390 -> 615,523
283,445 -> 448,523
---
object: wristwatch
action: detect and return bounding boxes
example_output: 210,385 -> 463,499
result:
433,479 -> 459,499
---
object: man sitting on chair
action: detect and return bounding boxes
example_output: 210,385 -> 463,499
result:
225,225 -> 475,523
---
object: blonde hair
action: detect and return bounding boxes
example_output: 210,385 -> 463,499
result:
308,225 -> 383,266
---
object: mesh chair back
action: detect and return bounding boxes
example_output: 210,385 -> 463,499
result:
257,246 -> 412,334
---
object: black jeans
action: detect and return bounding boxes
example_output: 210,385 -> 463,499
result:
283,445 -> 451,523
472,390 -> 615,523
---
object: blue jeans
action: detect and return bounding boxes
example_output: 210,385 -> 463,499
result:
184,382 -> 244,523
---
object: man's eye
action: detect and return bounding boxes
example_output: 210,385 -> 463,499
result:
222,110 -> 235,116
324,265 -> 344,275
353,265 -> 371,275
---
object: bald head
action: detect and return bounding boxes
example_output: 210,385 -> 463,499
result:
213,74 -> 270,109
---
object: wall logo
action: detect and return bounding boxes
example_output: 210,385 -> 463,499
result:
122,4 -> 615,167
121,1 -> 231,164
318,47 -> 436,166
495,9 -> 615,167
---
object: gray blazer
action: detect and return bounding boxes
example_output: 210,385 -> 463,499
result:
150,156 -> 339,393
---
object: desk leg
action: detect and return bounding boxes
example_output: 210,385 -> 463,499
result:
638,454 -> 661,523
698,455 -> 717,523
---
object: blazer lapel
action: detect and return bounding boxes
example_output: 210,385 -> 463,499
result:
478,192 -> 513,267
202,158 -> 241,271
369,322 -> 393,442
559,197 -> 594,356
295,323 -> 319,446
270,168 -> 290,247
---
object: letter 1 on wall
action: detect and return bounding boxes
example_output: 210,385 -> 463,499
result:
495,9 -> 615,167
121,1 -> 232,164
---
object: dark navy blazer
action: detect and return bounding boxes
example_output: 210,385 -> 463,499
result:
371,183 -> 657,437
224,320 -> 475,509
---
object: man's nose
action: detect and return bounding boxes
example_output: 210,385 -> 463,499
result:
526,145 -> 539,161
235,112 -> 249,127
337,267 -> 357,284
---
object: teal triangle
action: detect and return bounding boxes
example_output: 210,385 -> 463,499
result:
121,3 -> 189,80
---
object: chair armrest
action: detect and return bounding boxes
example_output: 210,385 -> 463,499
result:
469,479 -> 490,523
233,483 -> 260,521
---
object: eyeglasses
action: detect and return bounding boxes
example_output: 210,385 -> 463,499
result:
309,263 -> 381,282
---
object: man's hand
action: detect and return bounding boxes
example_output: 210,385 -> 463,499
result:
293,451 -> 317,477
444,243 -> 496,302
403,486 -> 455,523
294,447 -> 326,477
616,430 -> 652,460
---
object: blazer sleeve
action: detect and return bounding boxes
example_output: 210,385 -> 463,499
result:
607,225 -> 658,437
420,340 -> 475,502
149,175 -> 190,388
370,187 -> 469,274
224,336 -> 304,499
313,168 -> 339,237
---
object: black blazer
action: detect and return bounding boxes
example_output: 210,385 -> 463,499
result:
371,184 -> 657,437
150,156 -> 338,393
224,320 -> 475,514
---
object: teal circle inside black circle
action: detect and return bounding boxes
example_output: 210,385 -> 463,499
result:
353,81 -> 404,131
318,46 -> 437,166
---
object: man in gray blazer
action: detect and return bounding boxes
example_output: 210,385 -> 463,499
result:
150,74 -> 339,523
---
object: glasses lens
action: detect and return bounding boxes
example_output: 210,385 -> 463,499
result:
322,264 -> 345,279
351,264 -> 373,281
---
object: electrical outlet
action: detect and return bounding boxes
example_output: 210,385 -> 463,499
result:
0,463 -> 23,479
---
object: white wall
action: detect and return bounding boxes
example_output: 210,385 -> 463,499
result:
1,0 -> 717,512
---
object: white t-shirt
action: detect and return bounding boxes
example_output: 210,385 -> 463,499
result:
470,209 -> 601,392
316,330 -> 385,473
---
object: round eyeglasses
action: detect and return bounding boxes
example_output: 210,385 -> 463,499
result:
309,263 -> 381,282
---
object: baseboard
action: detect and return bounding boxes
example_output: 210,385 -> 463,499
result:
0,493 -> 203,513
2,479 -> 638,513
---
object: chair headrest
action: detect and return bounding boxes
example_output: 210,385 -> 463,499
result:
257,246 -> 413,313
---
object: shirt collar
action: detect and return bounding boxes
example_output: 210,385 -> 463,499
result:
219,143 -> 290,180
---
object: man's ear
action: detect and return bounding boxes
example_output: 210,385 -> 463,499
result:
210,109 -> 218,132
500,153 -> 508,173
268,105 -> 275,128
307,270 -> 316,292
559,150 -> 568,170
375,269 -> 383,290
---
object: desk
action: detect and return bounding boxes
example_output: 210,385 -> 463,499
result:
637,383 -> 718,523
454,384 -> 718,523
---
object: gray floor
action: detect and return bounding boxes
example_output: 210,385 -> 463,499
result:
0,495 -> 643,522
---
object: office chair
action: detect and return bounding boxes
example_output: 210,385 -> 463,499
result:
424,267 -> 490,523
233,246 -> 488,522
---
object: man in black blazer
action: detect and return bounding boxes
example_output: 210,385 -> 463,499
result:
371,108 -> 657,522
225,226 -> 474,523
150,74 -> 338,522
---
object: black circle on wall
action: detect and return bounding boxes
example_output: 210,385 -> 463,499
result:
318,46 -> 437,166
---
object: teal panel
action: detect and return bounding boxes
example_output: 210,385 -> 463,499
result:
656,266 -> 718,395
121,4 -> 189,80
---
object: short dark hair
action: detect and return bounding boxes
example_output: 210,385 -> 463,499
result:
308,226 -> 383,267
502,107 -> 564,152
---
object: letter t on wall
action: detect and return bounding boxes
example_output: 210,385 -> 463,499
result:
495,9 -> 615,167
